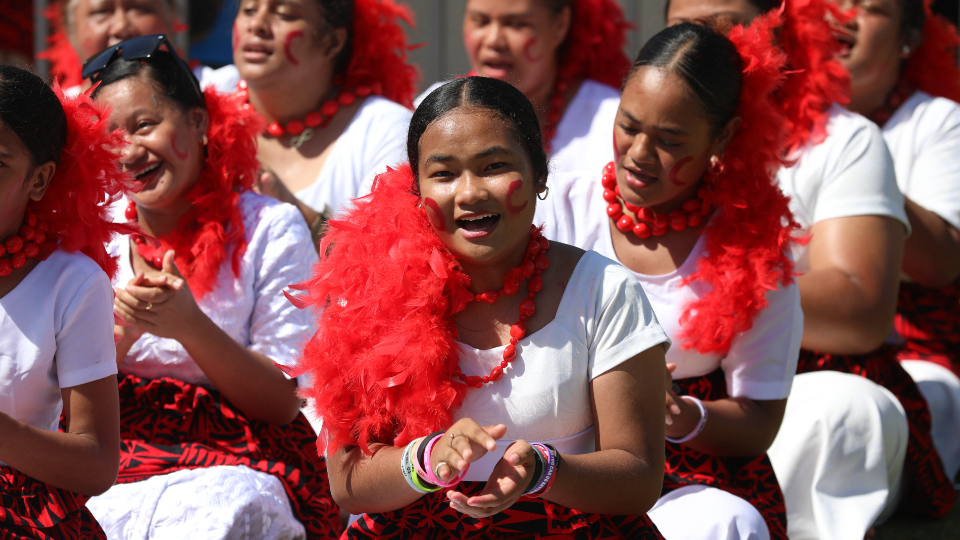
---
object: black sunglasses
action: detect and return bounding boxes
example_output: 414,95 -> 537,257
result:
81,34 -> 203,103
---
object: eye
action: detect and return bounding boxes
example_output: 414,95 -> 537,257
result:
658,138 -> 680,148
429,170 -> 454,179
484,162 -> 506,171
617,123 -> 639,135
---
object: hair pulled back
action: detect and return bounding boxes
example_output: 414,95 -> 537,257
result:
628,23 -> 742,134
408,76 -> 548,189
90,49 -> 206,112
0,65 -> 68,167
315,0 -> 355,75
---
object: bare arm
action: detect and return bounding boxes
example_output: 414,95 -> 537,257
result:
902,198 -> 960,287
0,376 -> 120,495
798,215 -> 906,354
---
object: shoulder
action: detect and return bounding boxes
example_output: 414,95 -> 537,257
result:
239,191 -> 307,240
822,104 -> 886,148
578,79 -> 622,103
353,96 -> 413,126
39,250 -> 112,303
887,91 -> 960,137
568,250 -> 639,300
198,64 -> 241,94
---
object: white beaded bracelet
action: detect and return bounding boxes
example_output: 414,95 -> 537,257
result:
665,395 -> 708,444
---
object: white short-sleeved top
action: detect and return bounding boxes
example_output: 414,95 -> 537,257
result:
776,105 -> 909,271
0,250 -> 117,444
205,65 -> 412,217
883,91 -> 960,232
536,173 -> 803,400
112,192 -> 317,386
416,79 -> 620,177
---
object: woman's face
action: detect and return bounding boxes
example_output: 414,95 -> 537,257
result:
69,0 -> 173,62
417,107 -> 540,267
234,0 -> 341,88
463,0 -> 570,98
614,67 -> 734,214
0,126 -> 52,237
666,0 -> 760,27
96,75 -> 208,212
833,0 -> 906,102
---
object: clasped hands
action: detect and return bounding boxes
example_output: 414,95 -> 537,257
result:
113,250 -> 201,346
664,362 -> 703,440
431,418 -> 540,519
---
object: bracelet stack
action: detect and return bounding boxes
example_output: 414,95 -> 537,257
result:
399,431 -> 468,493
665,395 -> 708,444
525,443 -> 560,497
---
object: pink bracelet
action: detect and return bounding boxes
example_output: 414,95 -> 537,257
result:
411,436 -> 433,485
424,432 -> 467,487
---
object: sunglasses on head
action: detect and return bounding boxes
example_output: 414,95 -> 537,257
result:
81,34 -> 203,103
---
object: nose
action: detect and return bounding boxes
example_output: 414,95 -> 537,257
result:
246,5 -> 273,39
626,132 -> 657,166
481,22 -> 508,51
107,6 -> 136,43
119,137 -> 147,170
455,171 -> 491,207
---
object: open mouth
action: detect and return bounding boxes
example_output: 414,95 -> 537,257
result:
481,60 -> 513,77
456,213 -> 500,232
623,166 -> 658,189
833,29 -> 855,57
127,162 -> 162,192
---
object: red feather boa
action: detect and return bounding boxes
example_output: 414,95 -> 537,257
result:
776,0 -> 851,155
344,0 -> 419,108
291,164 -> 474,455
558,0 -> 632,89
677,11 -> 800,355
903,0 -> 960,103
33,86 -> 137,280
135,89 -> 263,299
39,3 -> 83,90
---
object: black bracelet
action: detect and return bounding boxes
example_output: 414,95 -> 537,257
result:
417,431 -> 445,488
523,444 -> 545,495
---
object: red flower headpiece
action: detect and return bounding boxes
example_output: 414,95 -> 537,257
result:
289,164 -> 474,455
677,11 -> 800,355
343,0 -> 419,108
32,86 -> 137,280
557,0 -> 633,89
775,0 -> 851,155
130,89 -> 263,298
902,0 -> 960,103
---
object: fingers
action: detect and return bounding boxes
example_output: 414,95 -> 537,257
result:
666,363 -> 677,373
117,283 -> 173,308
665,393 -> 681,425
160,250 -> 184,280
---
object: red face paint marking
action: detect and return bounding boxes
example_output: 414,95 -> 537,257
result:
232,22 -> 240,53
669,156 -> 693,186
522,37 -> 543,63
171,134 -> 189,161
506,180 -> 528,214
284,30 -> 304,66
423,198 -> 446,232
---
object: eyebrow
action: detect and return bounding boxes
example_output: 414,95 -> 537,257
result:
424,145 -> 513,165
0,148 -> 13,158
618,107 -> 689,136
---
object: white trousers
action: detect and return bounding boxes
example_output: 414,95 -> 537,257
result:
648,485 -> 770,540
901,360 -> 960,479
767,371 -> 908,540
88,465 -> 306,540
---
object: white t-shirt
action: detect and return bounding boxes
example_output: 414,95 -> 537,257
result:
207,65 -> 412,217
883,91 -> 960,232
536,174 -> 803,401
416,79 -> 620,177
112,192 -> 317,386
0,250 -> 117,444
776,105 -> 909,271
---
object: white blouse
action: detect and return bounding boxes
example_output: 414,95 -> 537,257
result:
112,192 -> 317,385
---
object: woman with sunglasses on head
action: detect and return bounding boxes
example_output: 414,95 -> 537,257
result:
0,65 -> 134,539
418,0 -> 631,177
217,0 -> 415,242
538,18 -> 803,540
83,39 -> 339,539
288,75 -> 671,539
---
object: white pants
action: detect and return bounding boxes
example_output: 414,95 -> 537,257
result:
767,372 -> 908,540
88,465 -> 306,540
648,485 -> 770,540
901,360 -> 960,479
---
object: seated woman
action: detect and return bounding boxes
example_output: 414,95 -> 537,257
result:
418,0 -> 632,176
224,0 -> 415,236
83,38 -> 339,539
538,19 -> 803,540
287,75 -> 671,539
0,65 -> 132,538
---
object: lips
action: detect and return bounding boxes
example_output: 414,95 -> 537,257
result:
622,166 -> 659,189
480,58 -> 513,78
241,42 -> 273,63
833,29 -> 855,57
127,162 -> 162,192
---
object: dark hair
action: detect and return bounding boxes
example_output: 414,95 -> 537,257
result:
899,0 -> 926,45
90,50 -> 206,112
407,76 -> 548,191
0,65 -> 68,166
316,0 -> 355,75
626,23 -> 742,134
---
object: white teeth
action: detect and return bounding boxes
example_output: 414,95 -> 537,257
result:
135,163 -> 160,179
460,214 -> 497,222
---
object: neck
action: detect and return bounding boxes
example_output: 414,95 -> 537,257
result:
246,74 -> 335,126
0,211 -> 25,240
848,71 -> 902,119
135,199 -> 194,239
526,70 -> 558,124
459,241 -> 530,294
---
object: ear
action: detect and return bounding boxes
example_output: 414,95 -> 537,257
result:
322,27 -> 349,60
26,161 -> 57,202
552,6 -> 573,49
713,116 -> 742,158
188,106 -> 210,143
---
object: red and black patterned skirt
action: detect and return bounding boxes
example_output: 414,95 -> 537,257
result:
662,368 -> 787,540
344,481 -> 664,539
798,345 -> 956,518
0,466 -> 105,540
895,280 -> 960,378
115,374 -> 341,539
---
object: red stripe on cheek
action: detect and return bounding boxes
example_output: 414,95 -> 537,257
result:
506,180 -> 528,214
669,156 -> 693,186
523,37 -> 542,63
423,198 -> 446,232
171,134 -> 189,160
284,31 -> 304,66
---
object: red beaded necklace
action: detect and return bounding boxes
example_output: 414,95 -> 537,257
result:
870,79 -> 913,128
0,210 -> 49,277
453,225 -> 551,388
541,75 -> 573,154
237,79 -> 375,149
600,162 -> 712,238
124,200 -> 166,269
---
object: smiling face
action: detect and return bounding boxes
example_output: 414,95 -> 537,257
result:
666,0 -> 761,27
0,126 -> 53,237
833,0 -> 906,108
95,74 -> 208,212
417,107 -> 540,267
69,0 -> 173,62
614,67 -> 735,214
463,0 -> 570,99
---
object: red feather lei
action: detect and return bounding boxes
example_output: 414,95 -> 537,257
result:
677,12 -> 800,355
32,86 -> 137,280
776,0 -> 851,155
132,89 -> 263,299
290,164 -> 474,455
902,0 -> 960,103
342,0 -> 419,108
39,3 -> 83,90
558,0 -> 632,89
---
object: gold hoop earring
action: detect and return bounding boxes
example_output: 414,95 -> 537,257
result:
537,187 -> 549,201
